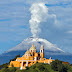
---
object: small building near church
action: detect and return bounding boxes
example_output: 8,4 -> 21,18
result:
9,44 -> 54,69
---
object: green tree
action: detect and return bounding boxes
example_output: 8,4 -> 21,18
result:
0,68 -> 9,72
9,67 -> 16,72
38,64 -> 45,71
0,63 -> 8,70
51,59 -> 68,72
25,66 -> 29,70
32,65 -> 36,69
70,64 -> 72,66
44,68 -> 49,72
31,69 -> 38,72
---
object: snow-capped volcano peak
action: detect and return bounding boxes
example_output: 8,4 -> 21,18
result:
0,37 -> 71,66
7,37 -> 64,54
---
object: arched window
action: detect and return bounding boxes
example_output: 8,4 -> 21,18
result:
41,50 -> 42,53
31,50 -> 32,52
33,52 -> 34,56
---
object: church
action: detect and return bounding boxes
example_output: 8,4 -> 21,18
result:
9,44 -> 54,69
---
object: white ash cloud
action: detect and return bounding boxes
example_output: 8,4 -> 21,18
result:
29,3 -> 48,37
29,2 -> 57,38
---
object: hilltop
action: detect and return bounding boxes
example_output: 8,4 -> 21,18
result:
0,59 -> 72,72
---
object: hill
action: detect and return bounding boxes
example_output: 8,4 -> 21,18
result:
0,59 -> 72,72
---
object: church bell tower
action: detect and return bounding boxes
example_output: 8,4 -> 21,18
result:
40,45 -> 44,58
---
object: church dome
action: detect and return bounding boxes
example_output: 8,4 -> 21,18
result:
30,44 -> 36,50
25,49 -> 30,54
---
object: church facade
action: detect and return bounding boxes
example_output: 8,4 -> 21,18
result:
9,44 -> 54,69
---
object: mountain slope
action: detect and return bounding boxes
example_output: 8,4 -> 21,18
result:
0,37 -> 70,65
7,37 -> 64,54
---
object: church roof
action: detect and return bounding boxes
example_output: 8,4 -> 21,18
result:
30,44 -> 36,50
25,49 -> 30,54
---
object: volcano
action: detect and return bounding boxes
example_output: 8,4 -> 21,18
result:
0,37 -> 70,65
7,37 -> 64,54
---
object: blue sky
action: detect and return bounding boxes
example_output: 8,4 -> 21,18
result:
0,0 -> 72,54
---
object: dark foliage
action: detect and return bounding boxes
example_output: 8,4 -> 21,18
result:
70,64 -> 72,66
9,67 -> 16,72
0,63 -> 9,70
0,68 -> 9,72
44,68 -> 49,72
25,66 -> 29,70
38,64 -> 45,71
51,59 -> 68,72
34,69 -> 38,72
32,65 -> 36,69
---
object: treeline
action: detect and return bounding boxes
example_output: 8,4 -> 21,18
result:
0,55 -> 72,72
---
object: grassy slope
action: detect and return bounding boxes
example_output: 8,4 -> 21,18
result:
15,63 -> 56,72
0,63 -> 56,72
0,63 -> 72,72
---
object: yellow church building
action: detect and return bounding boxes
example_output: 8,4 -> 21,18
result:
9,44 -> 54,69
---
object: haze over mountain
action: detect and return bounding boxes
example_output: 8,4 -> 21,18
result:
7,37 -> 65,55
0,37 -> 72,65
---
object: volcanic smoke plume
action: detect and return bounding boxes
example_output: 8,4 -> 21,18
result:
29,3 -> 48,38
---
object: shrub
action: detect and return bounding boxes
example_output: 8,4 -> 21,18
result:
9,67 -> 16,72
44,68 -> 49,72
38,65 -> 45,71
0,63 -> 8,70
32,65 -> 36,69
33,69 -> 38,72
0,68 -> 9,72
25,66 -> 29,70
70,64 -> 72,66
51,59 -> 68,72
